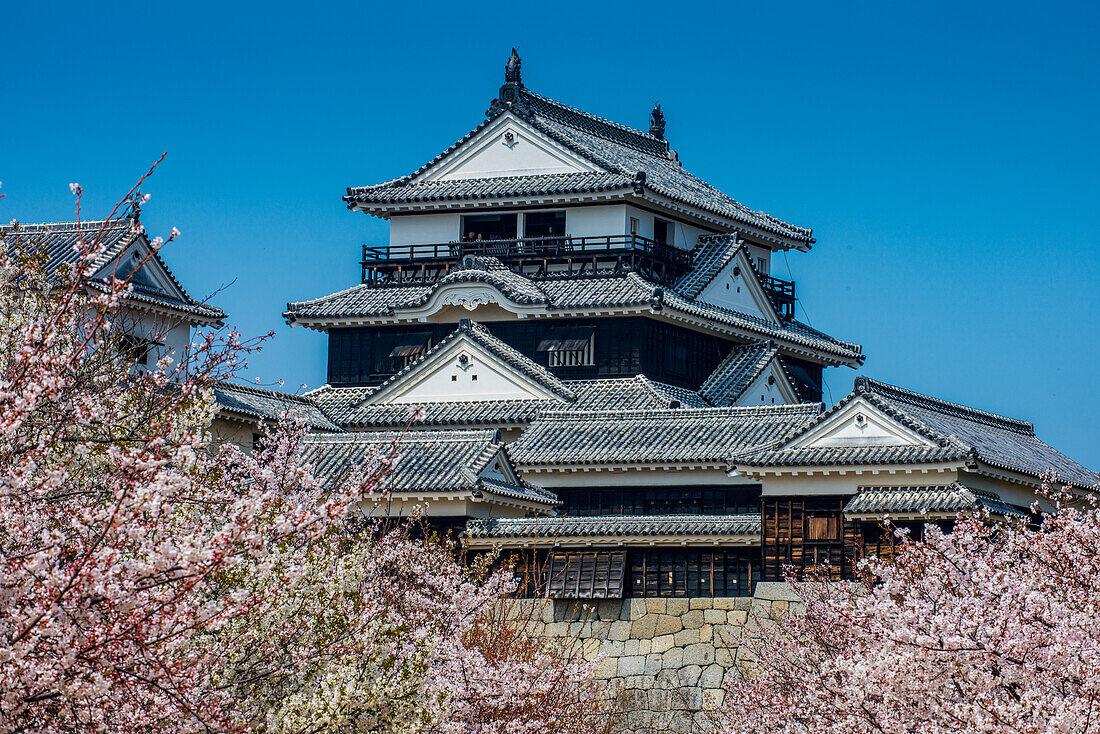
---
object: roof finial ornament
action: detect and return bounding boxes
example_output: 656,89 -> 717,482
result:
487,48 -> 530,119
505,48 -> 522,86
649,102 -> 666,139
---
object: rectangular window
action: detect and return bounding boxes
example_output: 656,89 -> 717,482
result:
545,551 -> 626,598
629,217 -> 640,236
119,334 -> 156,366
756,256 -> 769,274
537,325 -> 595,367
629,549 -> 757,597
653,218 -> 672,245
461,213 -> 517,242
387,332 -> 432,366
523,210 -> 566,239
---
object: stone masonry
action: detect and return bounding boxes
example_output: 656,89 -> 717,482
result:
506,583 -> 803,734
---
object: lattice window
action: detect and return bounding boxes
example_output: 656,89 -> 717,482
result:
538,325 -> 595,367
544,551 -> 626,598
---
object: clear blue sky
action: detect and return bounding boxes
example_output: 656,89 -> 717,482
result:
2,1 -> 1097,469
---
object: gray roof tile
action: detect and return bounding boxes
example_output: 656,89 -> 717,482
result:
844,483 -> 1029,519
465,513 -> 762,540
299,429 -> 556,505
344,87 -> 812,245
737,377 -> 1100,488
698,342 -> 779,406
1,218 -> 225,323
509,403 -> 821,466
213,381 -> 341,432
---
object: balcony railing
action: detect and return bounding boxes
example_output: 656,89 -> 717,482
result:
760,273 -> 796,320
361,234 -> 691,286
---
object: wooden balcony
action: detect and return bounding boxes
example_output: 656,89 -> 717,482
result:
760,273 -> 796,320
361,234 -> 692,286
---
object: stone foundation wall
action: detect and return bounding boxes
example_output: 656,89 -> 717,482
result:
506,583 -> 801,734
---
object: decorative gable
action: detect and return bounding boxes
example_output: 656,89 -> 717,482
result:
365,332 -> 565,405
100,240 -> 187,303
734,359 -> 800,407
415,114 -> 599,183
696,248 -> 780,324
789,398 -> 935,449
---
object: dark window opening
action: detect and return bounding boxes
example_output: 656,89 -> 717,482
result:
387,332 -> 432,366
119,335 -> 155,366
523,211 -> 566,239
653,218 -> 672,245
462,213 -> 518,242
537,325 -> 595,367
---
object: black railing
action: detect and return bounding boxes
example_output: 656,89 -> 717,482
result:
760,274 -> 796,319
362,234 -> 690,268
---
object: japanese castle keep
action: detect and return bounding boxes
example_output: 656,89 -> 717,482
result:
252,49 -> 1095,598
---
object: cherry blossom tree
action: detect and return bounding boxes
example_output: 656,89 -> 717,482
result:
719,488 -> 1100,734
0,173 -> 605,734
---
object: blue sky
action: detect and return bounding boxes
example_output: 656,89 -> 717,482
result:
2,1 -> 1098,468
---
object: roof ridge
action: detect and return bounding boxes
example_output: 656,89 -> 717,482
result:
214,380 -> 317,406
857,377 -> 1035,434
537,403 -> 821,420
520,89 -> 669,151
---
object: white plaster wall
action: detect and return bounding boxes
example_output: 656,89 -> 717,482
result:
565,204 -> 629,238
744,467 -> 962,496
698,257 -> 768,318
435,131 -> 585,180
746,244 -> 771,275
389,213 -> 462,247
734,362 -> 795,407
623,204 -> 712,251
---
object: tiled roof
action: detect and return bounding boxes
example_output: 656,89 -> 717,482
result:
212,381 -> 341,432
367,318 -> 575,403
464,513 -> 762,540
299,429 -> 556,505
844,484 -> 1029,519
737,377 -> 1100,489
519,90 -> 813,244
302,376 -> 707,429
568,375 -> 705,411
675,234 -> 744,300
1,218 -> 225,323
285,264 -> 863,364
698,342 -> 779,406
509,403 -> 821,467
344,87 -> 812,246
346,171 -> 633,205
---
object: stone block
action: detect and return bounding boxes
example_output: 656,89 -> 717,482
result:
790,601 -> 806,616
702,688 -> 725,709
700,663 -> 725,688
651,633 -> 676,654
630,614 -> 658,639
678,664 -> 702,686
662,647 -> 684,668
673,628 -> 699,646
753,581 -> 802,602
636,638 -> 652,656
689,597 -> 713,610
698,624 -> 713,643
597,600 -> 623,621
727,609 -> 748,624
623,598 -> 647,620
595,656 -> 617,679
711,596 -> 740,610
645,598 -> 667,614
703,608 -> 726,624
683,643 -> 715,666
681,610 -> 705,629
713,624 -> 741,646
644,653 -> 663,675
714,647 -> 736,666
735,596 -> 752,610
617,655 -> 646,676
655,614 -> 683,636
608,620 -> 632,641
665,598 -> 690,615
623,638 -> 643,656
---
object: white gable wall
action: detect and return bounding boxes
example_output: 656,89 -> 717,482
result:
418,115 -> 597,182
734,361 -> 799,407
371,336 -> 561,404
697,252 -> 775,321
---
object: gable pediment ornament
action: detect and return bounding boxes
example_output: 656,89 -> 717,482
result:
487,48 -> 531,119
